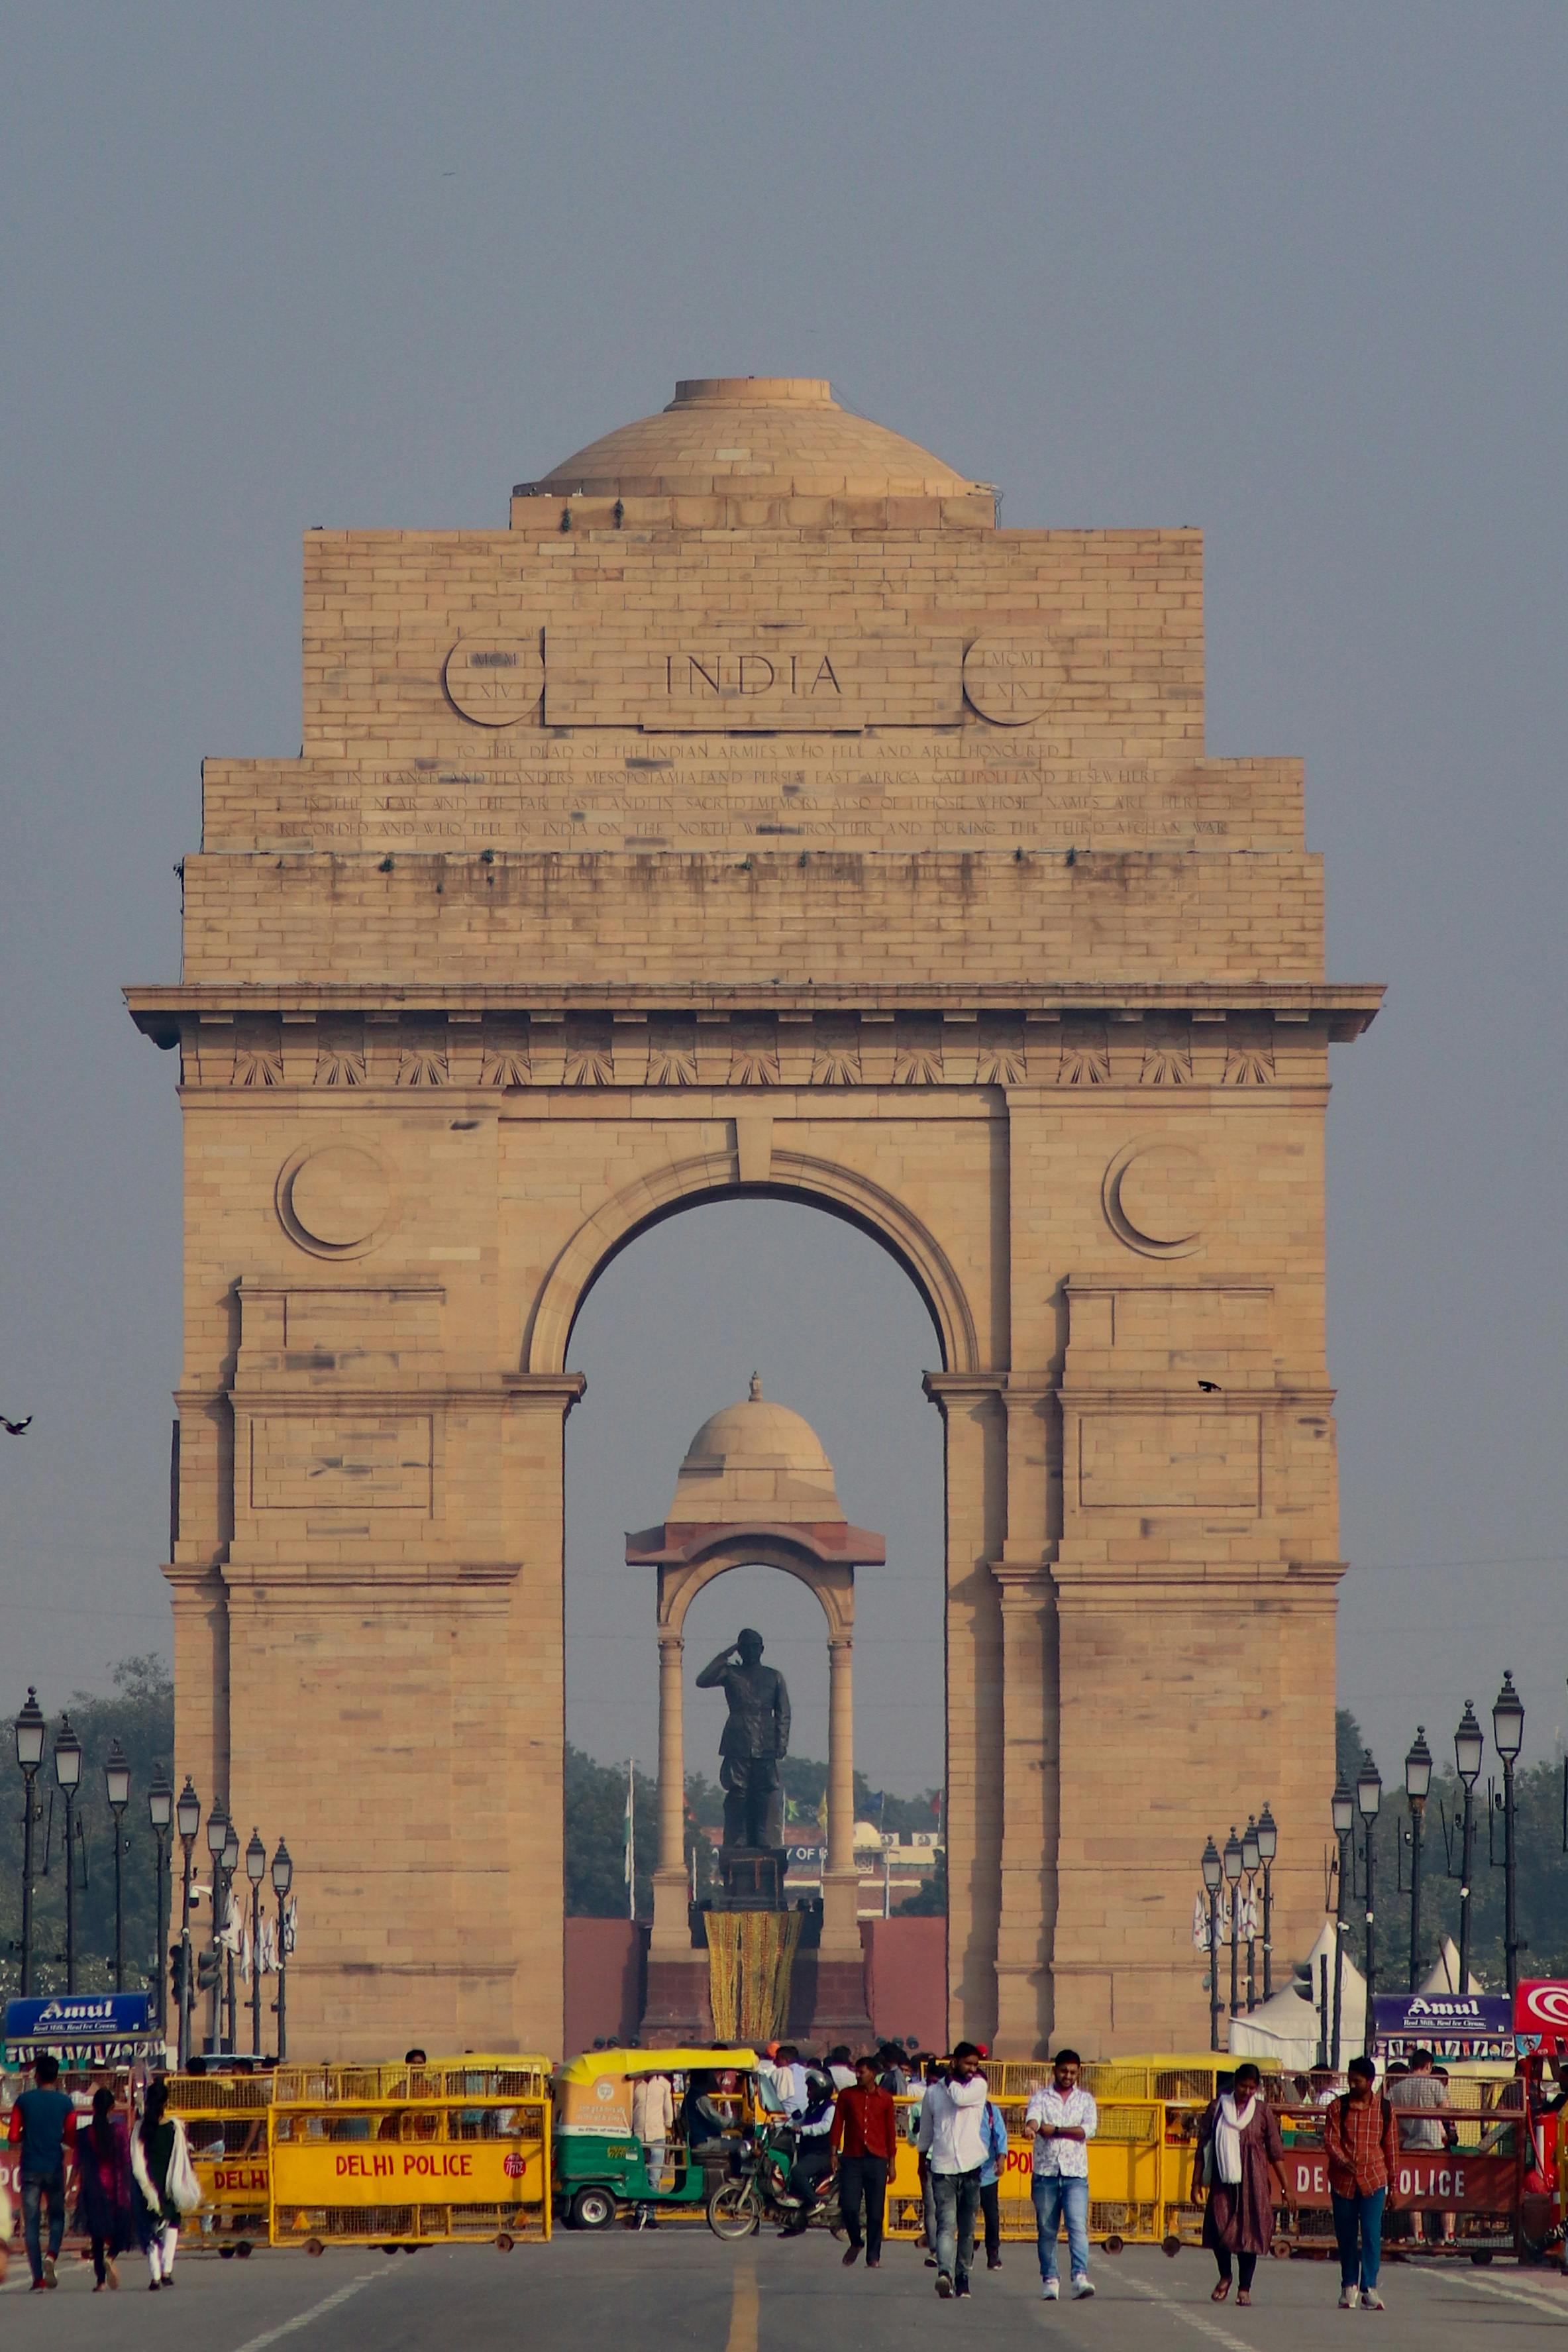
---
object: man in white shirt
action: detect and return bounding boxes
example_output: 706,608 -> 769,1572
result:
631,2072 -> 674,2227
762,2045 -> 810,2117
825,2044 -> 857,2092
917,2043 -> 990,2299
1025,2048 -> 1098,2302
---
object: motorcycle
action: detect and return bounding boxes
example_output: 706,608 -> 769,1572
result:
706,2121 -> 843,2241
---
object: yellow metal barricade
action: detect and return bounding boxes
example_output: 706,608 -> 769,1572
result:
268,2086 -> 550,2249
166,2073 -> 273,2248
272,2055 -> 550,2104
884,2095 -> 1166,2246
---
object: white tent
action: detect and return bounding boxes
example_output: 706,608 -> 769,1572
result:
1418,1936 -> 1485,1996
1228,1917 -> 1365,2072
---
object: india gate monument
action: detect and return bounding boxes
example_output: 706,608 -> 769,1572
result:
127,376 -> 1381,2058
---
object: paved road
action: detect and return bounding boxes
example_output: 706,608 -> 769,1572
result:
5,2232 -> 1568,2349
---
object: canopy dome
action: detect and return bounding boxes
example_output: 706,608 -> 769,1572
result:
526,377 -> 984,502
668,1375 -> 845,1524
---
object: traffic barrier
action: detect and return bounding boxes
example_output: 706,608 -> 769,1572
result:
985,2058 -> 1249,2107
268,2083 -> 551,2249
272,2055 -> 550,2105
166,2072 -> 273,2248
884,2095 -> 1165,2245
881,2093 -> 1532,2254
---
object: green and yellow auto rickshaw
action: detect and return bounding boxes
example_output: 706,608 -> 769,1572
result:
552,2047 -> 757,2230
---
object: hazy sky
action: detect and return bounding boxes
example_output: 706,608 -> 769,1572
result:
3,5 -> 1566,1810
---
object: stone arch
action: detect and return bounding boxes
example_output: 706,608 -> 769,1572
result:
654,1532 -> 856,1642
523,1146 -> 980,1377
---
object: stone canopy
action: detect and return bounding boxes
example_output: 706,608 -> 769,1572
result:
627,1379 -> 886,1566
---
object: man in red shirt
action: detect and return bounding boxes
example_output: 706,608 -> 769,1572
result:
831,2055 -> 898,2269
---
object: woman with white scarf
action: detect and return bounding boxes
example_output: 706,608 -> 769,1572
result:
1192,2063 -> 1288,2304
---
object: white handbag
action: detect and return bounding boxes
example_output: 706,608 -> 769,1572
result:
168,2121 -> 204,2217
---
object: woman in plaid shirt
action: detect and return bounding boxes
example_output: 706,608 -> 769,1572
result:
1322,2054 -> 1400,2309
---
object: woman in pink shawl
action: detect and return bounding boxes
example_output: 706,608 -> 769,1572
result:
1192,2064 -> 1288,2304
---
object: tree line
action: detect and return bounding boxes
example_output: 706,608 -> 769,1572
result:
1333,1707 -> 1568,1987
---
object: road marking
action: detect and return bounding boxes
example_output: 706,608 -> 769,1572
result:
1122,2274 -> 1256,2352
227,2272 -> 382,2352
726,2251 -> 759,2352
1456,2270 -> 1568,2321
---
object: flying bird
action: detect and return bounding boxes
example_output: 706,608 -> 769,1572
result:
1196,1381 -> 1222,1395
3,1414 -> 32,1434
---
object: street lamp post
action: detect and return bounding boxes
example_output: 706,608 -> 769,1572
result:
222,1818 -> 240,2053
104,1738 -> 131,1994
1256,1803 -> 1279,2000
1201,1838 -> 1223,2053
176,1778 -> 200,2068
1492,1672 -> 1526,1994
1331,1777 -> 1353,2070
271,1840 -> 293,2064
1223,1827 -> 1244,2026
1242,1817 -> 1261,2012
205,1799 -> 229,2053
1454,1703 -> 1483,1996
1356,1752 -> 1382,2051
148,1772 -> 173,2040
245,1831 -> 266,2058
1403,1728 -> 1432,1993
54,1717 -> 83,1993
14,1689 -> 46,1997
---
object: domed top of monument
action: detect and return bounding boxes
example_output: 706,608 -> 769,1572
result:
531,378 -> 984,502
668,1373 -> 846,1524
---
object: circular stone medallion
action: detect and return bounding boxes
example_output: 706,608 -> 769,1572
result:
278,1145 -> 394,1256
444,633 -> 545,727
962,632 -> 1066,725
1103,1140 -> 1216,1257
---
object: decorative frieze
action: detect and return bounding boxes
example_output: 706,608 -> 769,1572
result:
396,1018 -> 449,1087
234,1014 -> 284,1089
1223,1014 -> 1277,1086
647,1016 -> 698,1087
1139,1017 -> 1193,1087
315,1016 -> 366,1087
894,1017 -> 944,1085
1058,1019 -> 1111,1086
178,1007 -> 1293,1091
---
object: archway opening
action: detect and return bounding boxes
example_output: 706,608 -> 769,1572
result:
562,1196 -> 947,2047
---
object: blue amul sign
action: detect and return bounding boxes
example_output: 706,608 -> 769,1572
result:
5,1993 -> 152,2041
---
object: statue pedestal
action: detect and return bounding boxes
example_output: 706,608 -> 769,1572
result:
713,1846 -> 788,1910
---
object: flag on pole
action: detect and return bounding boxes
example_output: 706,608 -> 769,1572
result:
623,1758 -> 635,1919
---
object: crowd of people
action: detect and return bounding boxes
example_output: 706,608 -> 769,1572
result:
750,2038 -> 1100,2301
3,2055 -> 200,2292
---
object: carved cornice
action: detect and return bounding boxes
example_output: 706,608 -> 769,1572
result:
127,981 -> 1383,1057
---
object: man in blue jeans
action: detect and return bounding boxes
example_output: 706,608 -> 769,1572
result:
917,2043 -> 990,2299
7,2054 -> 77,2290
1025,2047 -> 1099,2302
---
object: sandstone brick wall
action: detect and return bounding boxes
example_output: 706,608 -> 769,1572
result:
177,849 -> 1326,991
